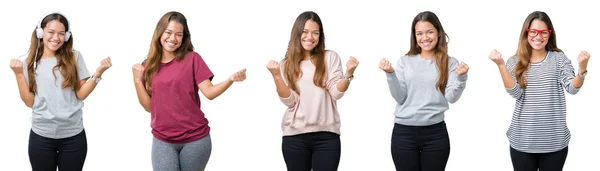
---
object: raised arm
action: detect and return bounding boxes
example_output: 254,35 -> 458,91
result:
10,59 -> 34,107
489,49 -> 523,99
326,51 -> 357,100
380,58 -> 408,105
444,58 -> 468,103
193,53 -> 246,100
76,55 -> 112,101
198,68 -> 246,100
567,51 -> 590,90
132,63 -> 151,112
267,60 -> 298,108
559,51 -> 589,94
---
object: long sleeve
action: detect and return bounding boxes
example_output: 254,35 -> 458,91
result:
325,51 -> 345,100
557,53 -> 580,95
505,56 -> 525,99
278,62 -> 299,108
444,58 -> 468,104
386,57 -> 408,105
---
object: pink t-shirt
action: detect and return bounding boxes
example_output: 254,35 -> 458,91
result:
148,51 -> 214,143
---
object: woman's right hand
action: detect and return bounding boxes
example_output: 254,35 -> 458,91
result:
266,60 -> 281,77
489,49 -> 505,66
10,59 -> 24,75
132,63 -> 145,83
379,58 -> 394,73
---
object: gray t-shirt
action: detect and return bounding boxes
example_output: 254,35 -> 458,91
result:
385,55 -> 468,126
23,50 -> 90,139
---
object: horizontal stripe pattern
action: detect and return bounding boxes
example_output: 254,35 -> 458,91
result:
505,51 -> 579,153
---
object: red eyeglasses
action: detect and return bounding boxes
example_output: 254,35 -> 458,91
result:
526,29 -> 552,38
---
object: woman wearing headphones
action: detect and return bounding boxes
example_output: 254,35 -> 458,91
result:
9,12 -> 112,171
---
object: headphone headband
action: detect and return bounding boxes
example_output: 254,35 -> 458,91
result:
36,12 -> 72,41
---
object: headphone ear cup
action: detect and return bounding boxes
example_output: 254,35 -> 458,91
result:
36,27 -> 43,39
65,31 -> 71,42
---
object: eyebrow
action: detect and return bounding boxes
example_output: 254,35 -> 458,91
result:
416,29 -> 435,32
165,29 -> 183,33
46,29 -> 65,33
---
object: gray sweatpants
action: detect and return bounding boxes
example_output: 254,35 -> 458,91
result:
152,134 -> 212,171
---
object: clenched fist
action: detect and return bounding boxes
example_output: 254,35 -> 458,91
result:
96,57 -> 112,75
132,63 -> 145,83
578,50 -> 591,71
456,62 -> 469,76
346,56 -> 359,76
489,49 -> 505,66
266,60 -> 281,77
10,59 -> 24,75
379,58 -> 394,73
229,68 -> 247,82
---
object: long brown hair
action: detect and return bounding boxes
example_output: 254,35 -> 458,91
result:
143,11 -> 194,95
514,11 -> 561,88
26,13 -> 79,93
406,11 -> 449,95
283,11 -> 327,94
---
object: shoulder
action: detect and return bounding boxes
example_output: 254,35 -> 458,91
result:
325,50 -> 341,60
447,56 -> 459,65
185,51 -> 202,60
549,51 -> 567,60
399,55 -> 418,63
73,49 -> 83,61
507,55 -> 518,65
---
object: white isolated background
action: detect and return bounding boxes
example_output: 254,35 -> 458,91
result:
0,0 -> 598,170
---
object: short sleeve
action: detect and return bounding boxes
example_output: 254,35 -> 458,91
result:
75,50 -> 90,80
191,52 -> 214,84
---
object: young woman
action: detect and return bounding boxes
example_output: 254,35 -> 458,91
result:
132,11 -> 247,171
266,11 -> 359,171
9,12 -> 112,171
379,11 -> 469,171
488,11 -> 590,171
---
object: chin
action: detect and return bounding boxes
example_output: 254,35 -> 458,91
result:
302,47 -> 316,51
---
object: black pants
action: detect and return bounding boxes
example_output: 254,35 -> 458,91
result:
28,129 -> 88,171
282,131 -> 341,171
510,146 -> 568,171
391,121 -> 450,171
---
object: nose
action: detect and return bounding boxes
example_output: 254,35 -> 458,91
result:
168,34 -> 176,41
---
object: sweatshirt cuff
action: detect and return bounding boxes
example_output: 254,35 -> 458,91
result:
457,73 -> 468,82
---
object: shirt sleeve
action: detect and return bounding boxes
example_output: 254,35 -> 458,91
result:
192,52 -> 215,85
325,50 -> 345,100
75,50 -> 90,80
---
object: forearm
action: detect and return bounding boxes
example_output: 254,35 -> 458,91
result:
336,75 -> 350,92
386,73 -> 407,104
14,74 -> 34,107
498,65 -> 517,88
133,81 -> 152,112
75,72 -> 103,100
204,79 -> 234,100
444,77 -> 467,104
272,75 -> 291,98
572,69 -> 585,88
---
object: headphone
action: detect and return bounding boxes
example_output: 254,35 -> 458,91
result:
35,12 -> 71,41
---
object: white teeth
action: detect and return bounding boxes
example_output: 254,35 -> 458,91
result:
166,42 -> 176,46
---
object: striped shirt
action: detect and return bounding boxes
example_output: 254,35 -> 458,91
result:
505,51 -> 580,153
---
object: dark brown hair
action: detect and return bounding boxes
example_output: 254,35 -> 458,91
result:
143,11 -> 194,95
283,11 -> 327,94
406,11 -> 450,94
514,11 -> 561,88
26,13 -> 79,92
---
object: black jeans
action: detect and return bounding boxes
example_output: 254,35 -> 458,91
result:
391,121 -> 450,171
282,131 -> 341,171
510,146 -> 568,171
28,129 -> 88,171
